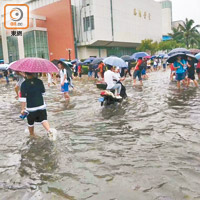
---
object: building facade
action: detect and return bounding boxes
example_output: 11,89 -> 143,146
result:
0,0 -> 173,62
159,0 -> 172,37
0,0 -> 75,63
71,0 -> 163,59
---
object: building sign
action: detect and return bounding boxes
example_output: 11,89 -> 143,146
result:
133,8 -> 151,20
4,4 -> 29,29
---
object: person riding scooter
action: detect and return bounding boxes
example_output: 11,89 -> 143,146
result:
104,65 -> 122,99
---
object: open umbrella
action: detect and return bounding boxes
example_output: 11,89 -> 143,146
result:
9,58 -> 58,73
195,53 -> 200,60
130,52 -> 149,60
190,49 -> 200,55
103,56 -> 127,68
184,54 -> 198,63
71,59 -> 79,64
121,55 -> 133,61
51,59 -> 72,78
143,56 -> 151,59
168,48 -> 190,56
62,61 -> 73,68
91,58 -> 103,65
166,53 -> 185,63
0,64 -> 9,71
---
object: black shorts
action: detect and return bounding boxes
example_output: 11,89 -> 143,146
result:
27,109 -> 47,127
188,73 -> 195,80
196,68 -> 200,74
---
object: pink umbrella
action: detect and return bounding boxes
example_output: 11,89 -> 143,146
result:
9,57 -> 59,73
144,56 -> 151,59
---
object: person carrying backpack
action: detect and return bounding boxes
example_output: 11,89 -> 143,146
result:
133,57 -> 143,86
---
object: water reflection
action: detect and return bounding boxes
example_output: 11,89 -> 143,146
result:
1,72 -> 200,199
18,138 -> 58,182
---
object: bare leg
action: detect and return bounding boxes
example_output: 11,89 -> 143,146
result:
177,81 -> 181,89
28,126 -> 35,136
42,120 -> 50,132
15,85 -> 19,99
133,79 -> 136,86
194,80 -> 199,87
64,92 -> 70,100
187,78 -> 190,87
140,80 -> 143,86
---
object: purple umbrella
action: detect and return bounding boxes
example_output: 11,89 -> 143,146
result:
130,52 -> 149,60
9,57 -> 59,73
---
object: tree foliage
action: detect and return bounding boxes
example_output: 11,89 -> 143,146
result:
136,39 -> 158,55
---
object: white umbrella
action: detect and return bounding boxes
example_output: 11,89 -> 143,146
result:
0,64 -> 9,71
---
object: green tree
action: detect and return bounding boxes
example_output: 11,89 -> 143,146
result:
168,27 -> 183,43
158,40 -> 184,52
177,18 -> 200,48
137,39 -> 158,55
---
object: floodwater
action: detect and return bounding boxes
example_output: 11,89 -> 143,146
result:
1,70 -> 200,200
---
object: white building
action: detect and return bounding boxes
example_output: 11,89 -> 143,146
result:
158,0 -> 172,36
72,0 -> 163,58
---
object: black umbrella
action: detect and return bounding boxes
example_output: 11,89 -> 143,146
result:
121,55 -> 132,61
166,53 -> 185,63
91,58 -> 103,65
51,59 -> 72,78
184,53 -> 198,63
168,48 -> 190,56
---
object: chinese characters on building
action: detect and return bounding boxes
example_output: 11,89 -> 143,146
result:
133,9 -> 151,20
11,30 -> 23,36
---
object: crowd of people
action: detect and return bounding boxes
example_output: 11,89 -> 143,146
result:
0,54 -> 200,137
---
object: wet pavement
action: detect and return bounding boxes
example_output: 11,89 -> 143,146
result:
1,70 -> 200,200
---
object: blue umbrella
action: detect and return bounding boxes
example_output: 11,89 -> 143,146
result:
168,48 -> 190,56
83,59 -> 92,64
83,57 -> 96,64
195,52 -> 200,60
71,59 -> 79,64
59,58 -> 66,61
130,52 -> 149,60
103,56 -> 127,68
91,58 -> 103,65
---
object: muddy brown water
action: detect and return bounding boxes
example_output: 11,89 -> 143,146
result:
0,71 -> 200,200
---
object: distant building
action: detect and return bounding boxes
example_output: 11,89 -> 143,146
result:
159,0 -> 172,36
0,0 -> 173,62
0,0 -> 75,63
71,0 -> 163,58
172,20 -> 184,29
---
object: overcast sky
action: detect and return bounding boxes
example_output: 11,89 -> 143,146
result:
155,0 -> 199,25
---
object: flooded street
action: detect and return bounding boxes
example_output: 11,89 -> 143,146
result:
1,70 -> 200,200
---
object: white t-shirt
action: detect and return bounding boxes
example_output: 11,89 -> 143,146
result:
48,73 -> 52,84
104,70 -> 119,89
59,69 -> 68,84
147,60 -> 151,66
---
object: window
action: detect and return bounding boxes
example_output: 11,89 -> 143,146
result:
23,30 -> 49,59
83,15 -> 94,32
7,36 -> 19,62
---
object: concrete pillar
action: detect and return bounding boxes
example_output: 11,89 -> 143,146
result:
18,35 -> 25,59
0,8 -> 9,63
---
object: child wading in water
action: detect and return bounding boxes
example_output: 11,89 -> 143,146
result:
58,62 -> 70,101
20,72 -> 53,138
